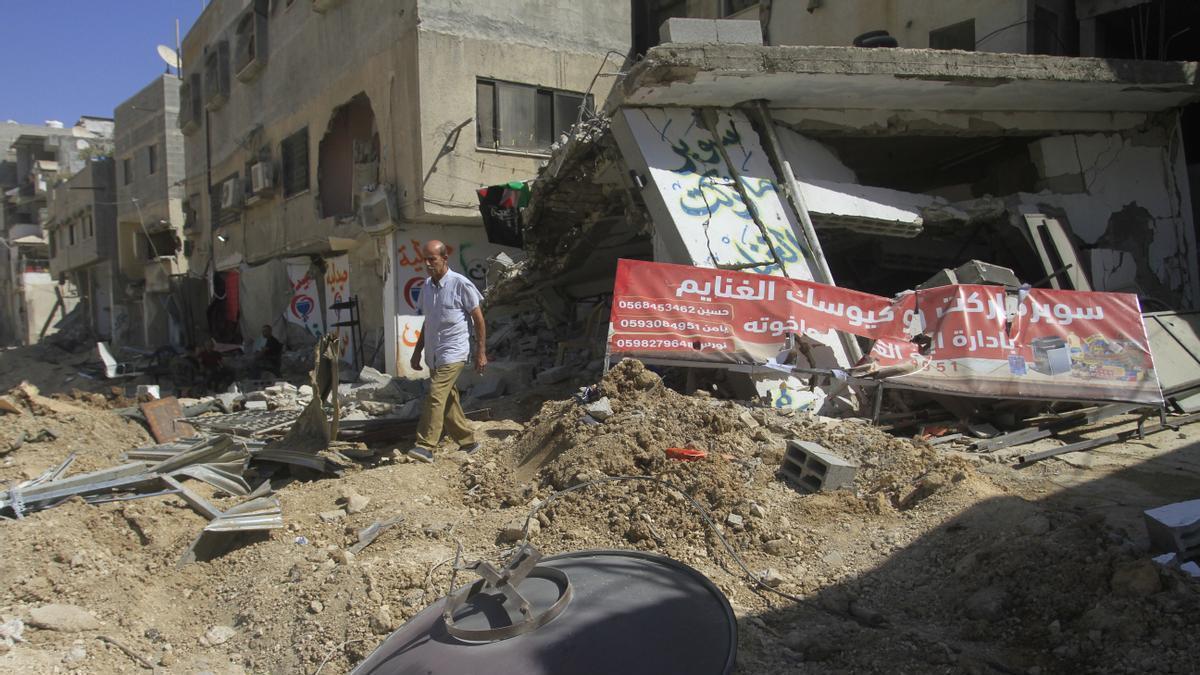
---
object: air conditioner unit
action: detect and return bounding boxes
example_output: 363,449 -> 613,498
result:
359,184 -> 398,236
250,162 -> 274,195
220,178 -> 243,211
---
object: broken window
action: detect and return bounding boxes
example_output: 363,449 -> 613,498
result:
123,158 -> 132,185
929,19 -> 975,51
147,144 -> 157,175
281,128 -> 309,197
317,93 -> 378,217
143,230 -> 178,260
235,0 -> 269,82
476,78 -> 593,154
69,224 -> 76,246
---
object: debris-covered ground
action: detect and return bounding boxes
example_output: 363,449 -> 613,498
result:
2,353 -> 1198,674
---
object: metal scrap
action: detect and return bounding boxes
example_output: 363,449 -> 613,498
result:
161,475 -> 222,520
348,516 -> 404,555
187,408 -> 302,436
177,493 -> 284,566
1017,412 -> 1200,466
140,396 -> 195,442
203,494 -> 283,532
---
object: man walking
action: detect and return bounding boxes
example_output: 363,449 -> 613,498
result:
407,240 -> 486,463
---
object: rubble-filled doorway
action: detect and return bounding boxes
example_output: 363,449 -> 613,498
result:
318,93 -> 379,218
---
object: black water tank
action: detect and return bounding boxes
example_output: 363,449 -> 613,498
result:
352,550 -> 738,675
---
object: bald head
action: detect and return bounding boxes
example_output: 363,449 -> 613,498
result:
421,240 -> 450,280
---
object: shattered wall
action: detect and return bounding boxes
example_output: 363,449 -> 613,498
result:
1021,121 -> 1198,308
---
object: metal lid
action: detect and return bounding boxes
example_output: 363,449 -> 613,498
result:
352,549 -> 737,675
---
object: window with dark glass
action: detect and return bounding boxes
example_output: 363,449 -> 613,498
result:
476,78 -> 593,154
281,128 -> 309,197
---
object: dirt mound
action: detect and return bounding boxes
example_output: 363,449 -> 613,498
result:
3,355 -> 1197,674
470,359 -> 959,512
457,358 -> 971,598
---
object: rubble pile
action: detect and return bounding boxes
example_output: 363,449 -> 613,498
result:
1,350 -> 1198,673
460,359 -> 972,580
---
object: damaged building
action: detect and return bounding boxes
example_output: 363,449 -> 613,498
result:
177,0 -> 629,371
487,20 -> 1199,410
113,74 -> 198,349
44,158 -> 120,344
0,118 -> 113,346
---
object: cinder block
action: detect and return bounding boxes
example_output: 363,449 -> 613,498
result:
660,18 -> 718,45
780,440 -> 857,494
470,375 -> 507,400
714,19 -> 763,45
1144,499 -> 1200,560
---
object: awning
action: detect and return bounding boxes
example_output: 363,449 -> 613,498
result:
7,224 -> 44,242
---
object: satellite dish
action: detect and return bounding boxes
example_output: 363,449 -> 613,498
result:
156,44 -> 180,72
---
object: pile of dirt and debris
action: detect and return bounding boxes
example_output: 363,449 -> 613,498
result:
1,357 -> 1198,674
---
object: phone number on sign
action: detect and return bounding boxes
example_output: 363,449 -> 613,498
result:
612,337 -> 729,351
616,299 -> 726,316
615,317 -> 730,334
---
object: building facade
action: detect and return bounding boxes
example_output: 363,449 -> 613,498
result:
45,158 -> 120,341
178,0 -> 630,372
0,119 -> 112,345
114,75 -> 194,348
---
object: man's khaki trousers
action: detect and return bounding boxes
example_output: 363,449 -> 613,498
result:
414,361 -> 476,451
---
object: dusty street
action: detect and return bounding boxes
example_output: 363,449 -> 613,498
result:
1,351 -> 1197,674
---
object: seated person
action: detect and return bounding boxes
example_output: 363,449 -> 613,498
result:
253,325 -> 284,377
195,339 -> 234,392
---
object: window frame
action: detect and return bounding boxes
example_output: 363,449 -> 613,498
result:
123,157 -> 133,185
280,127 -> 310,198
475,77 -> 594,156
147,144 -> 158,176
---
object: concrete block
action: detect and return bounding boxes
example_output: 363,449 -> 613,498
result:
780,440 -> 857,494
584,396 -> 613,421
660,18 -> 718,44
244,400 -> 268,411
394,399 -> 421,421
714,19 -> 763,45
470,375 -> 507,400
536,365 -> 574,385
358,366 -> 392,386
1144,499 -> 1200,560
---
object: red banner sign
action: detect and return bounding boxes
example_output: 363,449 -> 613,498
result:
609,259 -> 1162,404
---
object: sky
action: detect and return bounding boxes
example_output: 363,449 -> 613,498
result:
1,1 -> 205,125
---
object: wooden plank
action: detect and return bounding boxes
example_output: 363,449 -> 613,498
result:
140,397 -> 196,443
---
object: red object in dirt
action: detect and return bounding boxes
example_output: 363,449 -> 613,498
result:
666,447 -> 707,461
